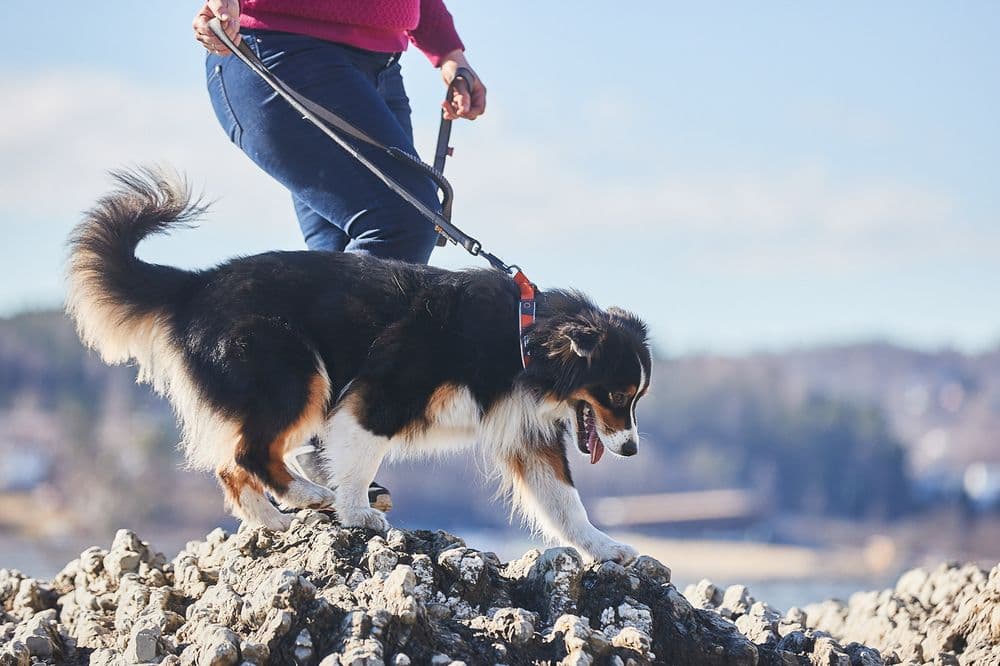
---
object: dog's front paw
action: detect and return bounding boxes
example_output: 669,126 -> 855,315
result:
583,536 -> 638,565
339,506 -> 391,532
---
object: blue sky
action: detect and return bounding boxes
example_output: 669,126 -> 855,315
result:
1,2 -> 997,354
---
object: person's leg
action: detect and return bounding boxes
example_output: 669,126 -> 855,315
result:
205,30 -> 440,264
333,58 -> 444,259
377,61 -> 416,142
292,195 -> 349,252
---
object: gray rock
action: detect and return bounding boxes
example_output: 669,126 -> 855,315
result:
720,584 -> 755,618
519,547 -> 584,621
124,625 -> 160,663
685,578 -> 723,609
630,556 -> 671,586
7,520 -> 999,665
0,640 -> 30,666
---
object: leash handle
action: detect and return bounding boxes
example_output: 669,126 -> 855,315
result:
432,67 -> 474,246
433,67 -> 474,174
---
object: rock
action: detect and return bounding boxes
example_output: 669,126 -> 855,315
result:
631,556 -> 671,586
487,607 -> 535,646
293,628 -> 314,664
720,584 -> 754,619
684,578 -> 723,609
124,625 -> 160,663
812,635 -> 851,665
10,609 -> 70,661
2,520 -> 997,665
0,642 -> 30,666
191,625 -> 241,666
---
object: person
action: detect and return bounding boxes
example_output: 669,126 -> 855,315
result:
192,0 -> 487,511
192,0 -> 486,264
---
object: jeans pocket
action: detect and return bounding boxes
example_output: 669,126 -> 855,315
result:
207,60 -> 244,148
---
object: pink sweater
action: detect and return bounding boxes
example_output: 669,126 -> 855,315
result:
239,0 -> 465,66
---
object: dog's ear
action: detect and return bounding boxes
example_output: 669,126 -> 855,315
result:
607,306 -> 649,341
554,321 -> 605,360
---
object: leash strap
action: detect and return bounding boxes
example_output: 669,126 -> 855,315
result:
513,270 -> 537,367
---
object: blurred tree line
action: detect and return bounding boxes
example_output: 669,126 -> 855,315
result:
638,358 -> 911,519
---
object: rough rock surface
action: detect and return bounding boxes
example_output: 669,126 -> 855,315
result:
0,513 -> 994,665
0,512 -> 751,665
688,561 -> 1000,666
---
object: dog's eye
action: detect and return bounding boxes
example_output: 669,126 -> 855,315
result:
609,391 -> 628,408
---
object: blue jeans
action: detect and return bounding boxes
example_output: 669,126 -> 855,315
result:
206,29 -> 441,263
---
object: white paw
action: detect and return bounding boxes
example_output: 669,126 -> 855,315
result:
282,479 -> 336,509
583,536 -> 638,565
247,510 -> 295,532
339,506 -> 391,532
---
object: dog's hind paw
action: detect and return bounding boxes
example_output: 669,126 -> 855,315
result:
243,509 -> 295,532
281,478 -> 336,509
338,506 -> 391,532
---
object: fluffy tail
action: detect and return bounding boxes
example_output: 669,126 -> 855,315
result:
66,167 -> 203,366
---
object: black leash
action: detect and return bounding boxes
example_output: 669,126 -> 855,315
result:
207,18 -> 512,274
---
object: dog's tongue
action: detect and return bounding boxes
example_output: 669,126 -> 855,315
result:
589,428 -> 604,464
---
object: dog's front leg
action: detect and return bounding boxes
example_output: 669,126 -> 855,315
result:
319,406 -> 391,532
505,448 -> 638,564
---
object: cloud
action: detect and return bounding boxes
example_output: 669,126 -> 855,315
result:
1,70 -> 290,224
443,118 -> 978,273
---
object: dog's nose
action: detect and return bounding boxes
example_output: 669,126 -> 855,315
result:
620,438 -> 637,456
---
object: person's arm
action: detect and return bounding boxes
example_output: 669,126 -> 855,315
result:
408,0 -> 487,120
193,0 -> 241,55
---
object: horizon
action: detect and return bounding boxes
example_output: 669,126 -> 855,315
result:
2,2 -> 998,355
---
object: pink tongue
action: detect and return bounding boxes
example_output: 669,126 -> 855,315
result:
589,429 -> 604,464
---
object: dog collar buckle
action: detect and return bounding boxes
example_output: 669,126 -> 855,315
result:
513,270 -> 536,368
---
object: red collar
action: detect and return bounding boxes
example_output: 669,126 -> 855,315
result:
513,270 -> 537,368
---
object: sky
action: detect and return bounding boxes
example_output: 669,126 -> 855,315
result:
1,2 -> 997,355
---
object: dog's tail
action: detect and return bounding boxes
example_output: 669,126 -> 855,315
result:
66,166 -> 203,366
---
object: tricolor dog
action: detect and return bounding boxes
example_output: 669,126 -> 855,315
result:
66,169 -> 652,563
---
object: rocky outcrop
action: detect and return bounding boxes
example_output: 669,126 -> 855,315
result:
0,512 -> 753,665
0,513 -> 996,665
688,561 -> 1000,666
803,562 -> 1000,665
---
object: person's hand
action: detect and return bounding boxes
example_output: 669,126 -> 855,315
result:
193,0 -> 241,55
440,50 -> 486,120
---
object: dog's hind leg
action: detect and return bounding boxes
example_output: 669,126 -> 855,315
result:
233,367 -> 338,514
205,335 -> 338,527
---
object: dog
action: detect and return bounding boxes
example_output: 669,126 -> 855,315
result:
66,169 -> 652,563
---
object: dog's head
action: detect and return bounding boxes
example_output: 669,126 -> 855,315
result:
529,292 -> 652,464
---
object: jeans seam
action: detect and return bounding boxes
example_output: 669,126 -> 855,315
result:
211,64 -> 244,148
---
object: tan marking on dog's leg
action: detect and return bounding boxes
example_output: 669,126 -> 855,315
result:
501,449 -> 637,564
269,372 -> 336,508
217,466 -> 292,530
537,446 -> 572,485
